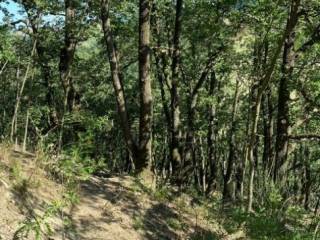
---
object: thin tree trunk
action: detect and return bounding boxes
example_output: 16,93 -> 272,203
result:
198,137 -> 206,194
100,0 -> 137,166
0,60 -> 8,76
59,0 -> 77,102
152,11 -> 172,178
239,96 -> 250,203
21,1 -> 57,129
170,0 -> 183,171
223,78 -> 240,202
262,89 -> 274,176
58,0 -> 77,151
154,47 -> 171,135
247,99 -> 261,212
260,40 -> 274,178
138,0 -> 153,172
10,41 -> 37,143
247,0 -> 301,212
303,144 -> 311,210
183,49 -> 223,186
207,71 -> 218,192
11,60 -> 20,143
247,39 -> 263,211
23,109 -> 29,152
152,6 -> 171,152
274,18 -> 299,182
314,196 -> 320,215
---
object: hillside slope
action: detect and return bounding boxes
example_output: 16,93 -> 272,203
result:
0,145 -> 298,240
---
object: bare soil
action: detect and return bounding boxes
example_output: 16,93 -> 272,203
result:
0,146 -> 244,240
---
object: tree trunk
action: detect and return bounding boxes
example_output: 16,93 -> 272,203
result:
223,78 -> 240,202
138,0 -> 153,172
183,49 -> 220,181
303,144 -> 311,210
246,0 -> 301,212
247,40 -> 263,211
207,71 -> 218,192
22,109 -> 29,152
247,98 -> 261,212
262,89 -> 274,176
21,1 -> 57,130
58,0 -> 77,150
170,0 -> 183,171
59,0 -> 77,101
152,8 -> 172,178
100,0 -> 137,166
10,41 -> 37,143
274,0 -> 301,182
153,11 -> 171,138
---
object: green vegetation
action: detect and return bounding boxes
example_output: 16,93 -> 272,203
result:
0,0 -> 320,239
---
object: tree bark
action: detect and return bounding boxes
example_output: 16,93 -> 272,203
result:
21,0 -> 57,130
101,0 -> 137,165
10,41 -> 37,143
183,50 -> 220,184
59,0 -> 77,109
303,144 -> 311,210
58,0 -> 77,150
274,3 -> 320,182
207,71 -> 218,192
262,88 -> 274,176
152,8 -> 172,177
274,7 -> 299,181
153,10 -> 171,138
246,0 -> 301,212
170,0 -> 183,171
138,0 -> 153,172
223,78 -> 240,202
22,109 -> 29,152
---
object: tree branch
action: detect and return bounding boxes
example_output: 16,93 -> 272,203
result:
289,134 -> 320,140
191,46 -> 224,98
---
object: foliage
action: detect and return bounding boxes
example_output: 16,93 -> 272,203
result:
0,0 -> 320,238
13,200 -> 64,240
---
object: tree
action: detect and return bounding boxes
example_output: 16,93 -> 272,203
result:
170,0 -> 183,172
138,0 -> 153,171
1,0 -> 320,225
100,0 -> 137,165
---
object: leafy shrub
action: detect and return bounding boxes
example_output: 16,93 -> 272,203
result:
263,183 -> 283,215
14,200 -> 64,240
153,186 -> 171,202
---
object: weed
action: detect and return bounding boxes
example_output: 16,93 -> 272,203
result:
132,215 -> 144,230
167,217 -> 184,231
13,200 -> 64,240
153,186 -> 171,202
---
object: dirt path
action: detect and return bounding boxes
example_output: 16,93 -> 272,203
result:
0,147 -> 240,240
67,176 -> 213,240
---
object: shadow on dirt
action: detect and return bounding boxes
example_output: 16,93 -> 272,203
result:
65,176 -> 216,240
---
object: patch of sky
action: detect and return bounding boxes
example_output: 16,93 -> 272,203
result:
0,0 -> 24,22
0,0 -> 63,27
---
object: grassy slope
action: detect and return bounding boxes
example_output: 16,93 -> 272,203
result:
0,145 -> 317,240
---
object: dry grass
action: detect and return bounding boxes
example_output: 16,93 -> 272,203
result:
0,144 -> 246,240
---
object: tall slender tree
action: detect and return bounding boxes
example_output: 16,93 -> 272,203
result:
170,0 -> 183,172
100,0 -> 138,165
138,0 -> 153,171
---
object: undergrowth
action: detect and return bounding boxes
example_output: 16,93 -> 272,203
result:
9,143 -> 84,240
1,143 -> 318,240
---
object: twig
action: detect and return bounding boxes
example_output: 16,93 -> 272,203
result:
314,221 -> 320,240
0,178 -> 9,189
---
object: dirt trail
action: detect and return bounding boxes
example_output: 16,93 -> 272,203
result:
0,147 -> 241,240
66,175 -> 225,240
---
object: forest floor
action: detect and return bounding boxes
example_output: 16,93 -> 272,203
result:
0,145 -> 311,240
